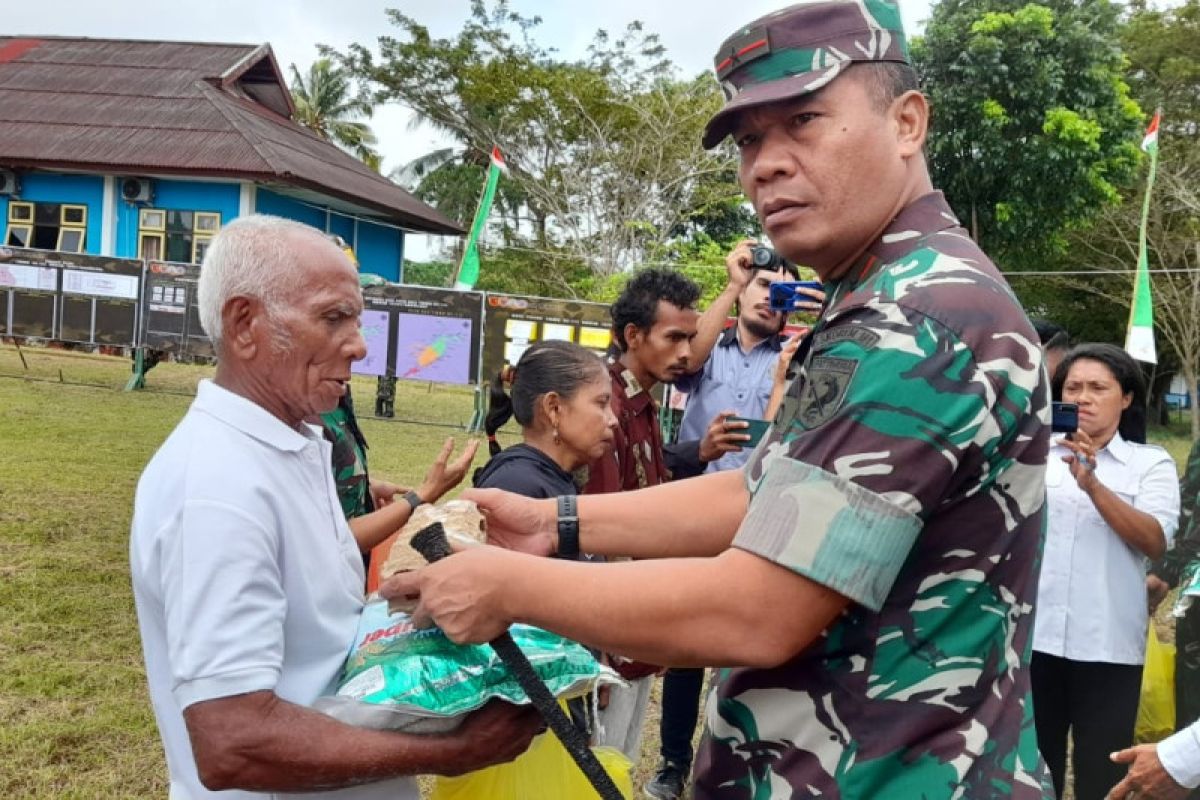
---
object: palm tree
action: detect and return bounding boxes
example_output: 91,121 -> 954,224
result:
289,59 -> 381,169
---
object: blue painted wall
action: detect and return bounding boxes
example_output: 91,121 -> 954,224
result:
114,179 -> 240,259
356,219 -> 403,283
327,211 -> 355,246
255,188 -> 325,229
256,189 -> 404,282
1,174 -> 407,279
0,172 -> 105,253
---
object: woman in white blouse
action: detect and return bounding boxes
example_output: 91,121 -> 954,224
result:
1032,343 -> 1181,800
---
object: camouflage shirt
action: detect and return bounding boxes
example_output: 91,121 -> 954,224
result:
692,193 -> 1053,799
1153,436 -> 1200,587
321,391 -> 373,520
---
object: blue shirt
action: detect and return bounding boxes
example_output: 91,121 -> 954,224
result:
675,324 -> 782,473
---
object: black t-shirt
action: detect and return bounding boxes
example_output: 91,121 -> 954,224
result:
472,443 -> 577,499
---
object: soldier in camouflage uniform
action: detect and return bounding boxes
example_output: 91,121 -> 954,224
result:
1152,438 -> 1200,734
382,3 -> 1053,797
321,387 -> 375,520
375,374 -> 396,418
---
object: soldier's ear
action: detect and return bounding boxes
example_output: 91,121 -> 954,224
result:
892,90 -> 929,159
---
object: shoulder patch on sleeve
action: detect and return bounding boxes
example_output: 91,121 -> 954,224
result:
797,356 -> 858,429
813,326 -> 881,351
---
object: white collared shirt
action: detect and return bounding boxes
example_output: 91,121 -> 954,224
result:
130,380 -> 418,800
1160,720 -> 1200,789
1033,432 -> 1179,664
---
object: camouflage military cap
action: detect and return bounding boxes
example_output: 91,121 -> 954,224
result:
703,0 -> 909,149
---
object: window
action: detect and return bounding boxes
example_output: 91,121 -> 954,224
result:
5,202 -> 33,248
4,201 -> 86,252
138,208 -> 166,262
57,205 -> 87,252
138,208 -> 220,264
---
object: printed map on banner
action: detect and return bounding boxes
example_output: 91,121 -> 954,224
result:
352,309 -> 391,377
394,314 -> 473,385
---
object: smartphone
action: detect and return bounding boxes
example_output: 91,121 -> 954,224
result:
1051,402 -> 1079,434
728,416 -> 771,447
768,281 -> 824,312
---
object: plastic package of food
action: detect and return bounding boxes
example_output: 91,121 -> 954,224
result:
314,599 -> 618,733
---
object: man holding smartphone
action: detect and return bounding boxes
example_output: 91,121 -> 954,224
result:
645,241 -> 819,799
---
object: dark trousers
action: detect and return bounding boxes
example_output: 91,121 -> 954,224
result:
659,667 -> 705,768
1031,651 -> 1143,800
1178,606 -> 1200,732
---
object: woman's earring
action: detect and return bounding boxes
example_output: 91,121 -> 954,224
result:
553,427 -> 561,444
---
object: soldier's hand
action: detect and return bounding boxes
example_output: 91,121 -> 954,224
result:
417,438 -> 481,504
460,488 -> 556,556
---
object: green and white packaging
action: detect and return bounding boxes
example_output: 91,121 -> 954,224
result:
315,600 -> 618,733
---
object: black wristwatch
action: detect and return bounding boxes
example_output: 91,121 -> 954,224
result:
403,489 -> 425,512
556,495 -> 580,561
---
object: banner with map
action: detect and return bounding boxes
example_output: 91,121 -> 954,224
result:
359,285 -> 484,385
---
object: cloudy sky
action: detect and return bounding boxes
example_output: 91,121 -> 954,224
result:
9,0 -> 934,257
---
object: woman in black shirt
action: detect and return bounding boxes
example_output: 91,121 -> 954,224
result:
474,340 -> 616,498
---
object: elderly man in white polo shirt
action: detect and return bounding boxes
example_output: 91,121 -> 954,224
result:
129,215 -> 540,800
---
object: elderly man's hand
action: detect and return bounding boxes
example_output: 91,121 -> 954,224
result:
416,438 -> 480,505
1106,744 -> 1190,800
436,699 -> 544,776
380,545 -> 524,644
461,488 -> 556,556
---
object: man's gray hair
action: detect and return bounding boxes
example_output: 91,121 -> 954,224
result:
197,215 -> 328,349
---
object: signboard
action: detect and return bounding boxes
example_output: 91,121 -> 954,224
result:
141,260 -> 213,358
0,248 -> 60,339
54,252 -> 143,345
480,294 -> 613,382
358,284 -> 484,385
0,247 -> 141,344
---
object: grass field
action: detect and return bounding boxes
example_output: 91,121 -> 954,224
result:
0,341 -> 1193,798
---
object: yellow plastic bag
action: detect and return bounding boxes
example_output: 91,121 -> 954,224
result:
1135,626 -> 1176,743
430,730 -> 633,800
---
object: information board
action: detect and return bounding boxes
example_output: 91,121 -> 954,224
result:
357,284 -> 484,385
0,248 -> 60,339
53,251 -> 142,345
480,294 -> 613,382
141,261 -> 213,357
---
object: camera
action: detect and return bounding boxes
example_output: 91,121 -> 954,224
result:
750,245 -> 787,271
1051,402 -> 1079,434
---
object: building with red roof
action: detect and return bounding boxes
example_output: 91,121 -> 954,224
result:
0,36 -> 461,281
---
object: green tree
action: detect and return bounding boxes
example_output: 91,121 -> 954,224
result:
1052,0 -> 1200,435
913,0 -> 1144,267
334,1 -> 740,278
289,58 -> 382,168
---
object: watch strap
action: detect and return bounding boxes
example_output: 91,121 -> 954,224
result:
403,489 -> 425,512
556,494 -> 580,560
